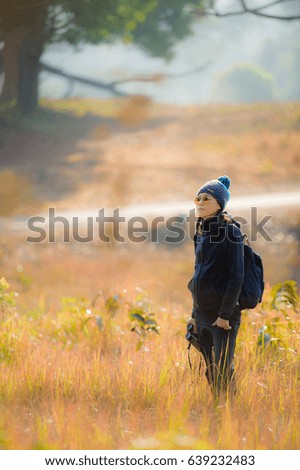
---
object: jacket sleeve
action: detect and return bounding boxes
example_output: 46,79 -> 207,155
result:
218,224 -> 244,320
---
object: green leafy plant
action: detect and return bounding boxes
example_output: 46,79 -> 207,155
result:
92,290 -> 122,328
257,326 -> 271,349
0,277 -> 17,315
16,264 -> 32,289
270,280 -> 299,313
257,281 -> 299,357
129,308 -> 160,351
49,296 -> 95,345
104,295 -> 121,317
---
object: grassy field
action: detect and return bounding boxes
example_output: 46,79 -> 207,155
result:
0,242 -> 299,450
0,99 -> 299,450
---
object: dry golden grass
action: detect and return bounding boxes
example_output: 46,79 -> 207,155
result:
0,99 -> 299,449
0,240 -> 299,450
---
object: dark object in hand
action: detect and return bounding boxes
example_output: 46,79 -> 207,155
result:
186,322 -> 201,352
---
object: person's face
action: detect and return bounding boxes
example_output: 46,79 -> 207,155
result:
194,192 -> 221,219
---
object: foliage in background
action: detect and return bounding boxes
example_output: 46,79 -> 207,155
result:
257,281 -> 299,367
211,63 -> 276,103
0,0 -> 204,111
0,277 -> 16,315
129,309 -> 160,351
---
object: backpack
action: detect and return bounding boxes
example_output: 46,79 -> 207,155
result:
238,234 -> 264,309
220,212 -> 264,310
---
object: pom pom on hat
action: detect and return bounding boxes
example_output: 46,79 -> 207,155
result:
218,175 -> 231,190
197,175 -> 231,210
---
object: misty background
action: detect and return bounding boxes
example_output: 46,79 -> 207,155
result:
40,11 -> 300,105
0,1 -> 300,287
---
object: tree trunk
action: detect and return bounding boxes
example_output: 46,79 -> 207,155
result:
1,26 -> 44,114
0,26 -> 27,103
18,34 -> 43,114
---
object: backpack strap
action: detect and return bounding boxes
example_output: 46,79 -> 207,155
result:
187,342 -> 201,382
243,233 -> 251,247
187,342 -> 193,371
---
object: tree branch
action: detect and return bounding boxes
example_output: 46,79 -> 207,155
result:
192,0 -> 300,21
244,0 -> 294,12
111,61 -> 211,85
40,61 -> 128,96
39,60 -> 211,97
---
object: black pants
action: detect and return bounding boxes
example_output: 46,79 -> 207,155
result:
192,305 -> 241,396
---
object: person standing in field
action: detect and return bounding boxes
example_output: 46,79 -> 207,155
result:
187,175 -> 244,397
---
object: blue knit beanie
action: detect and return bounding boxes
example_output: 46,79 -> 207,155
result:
197,175 -> 231,211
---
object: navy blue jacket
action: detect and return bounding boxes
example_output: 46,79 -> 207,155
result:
188,211 -> 244,322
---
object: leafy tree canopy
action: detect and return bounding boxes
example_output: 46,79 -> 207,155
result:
0,0 -> 203,59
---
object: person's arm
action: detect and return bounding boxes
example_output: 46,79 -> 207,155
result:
217,224 -> 244,321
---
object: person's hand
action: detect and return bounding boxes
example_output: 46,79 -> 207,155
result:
186,316 -> 196,332
212,317 -> 232,330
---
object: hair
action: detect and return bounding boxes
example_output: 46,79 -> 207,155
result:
222,211 -> 233,223
196,210 -> 233,235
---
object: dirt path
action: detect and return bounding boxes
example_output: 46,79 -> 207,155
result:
1,190 -> 299,235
